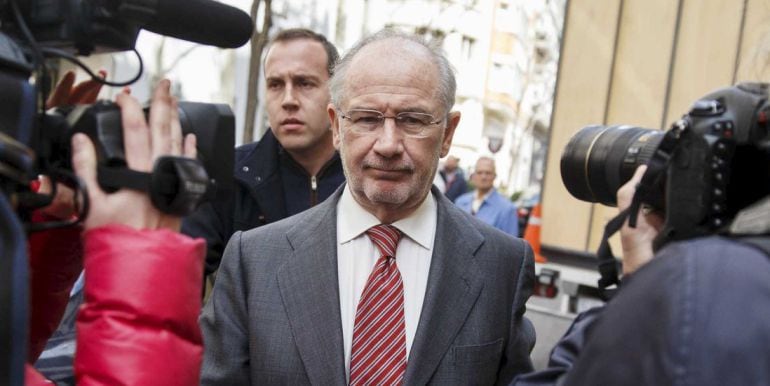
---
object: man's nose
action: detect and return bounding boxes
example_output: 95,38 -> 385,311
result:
372,119 -> 405,157
281,84 -> 299,108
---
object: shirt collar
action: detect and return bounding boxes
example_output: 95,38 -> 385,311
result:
338,186 -> 437,250
475,188 -> 494,202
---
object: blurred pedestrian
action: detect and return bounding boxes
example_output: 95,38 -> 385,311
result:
440,155 -> 467,201
455,156 -> 519,236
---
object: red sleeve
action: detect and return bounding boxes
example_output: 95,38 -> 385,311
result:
75,225 -> 205,386
25,364 -> 55,385
26,212 -> 83,362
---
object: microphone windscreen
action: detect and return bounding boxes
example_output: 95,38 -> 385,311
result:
143,0 -> 254,48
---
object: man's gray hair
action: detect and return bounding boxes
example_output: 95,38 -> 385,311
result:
329,29 -> 457,115
475,156 -> 497,172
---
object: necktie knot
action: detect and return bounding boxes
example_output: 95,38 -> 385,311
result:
366,224 -> 402,259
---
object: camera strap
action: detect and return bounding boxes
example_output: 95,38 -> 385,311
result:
596,207 -> 629,297
596,123 -> 686,298
97,156 -> 211,216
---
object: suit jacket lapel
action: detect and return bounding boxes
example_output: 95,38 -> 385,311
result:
404,191 -> 485,385
277,188 -> 346,385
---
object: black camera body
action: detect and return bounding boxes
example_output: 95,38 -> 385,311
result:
657,84 -> 770,243
34,101 -> 235,214
562,83 -> 770,247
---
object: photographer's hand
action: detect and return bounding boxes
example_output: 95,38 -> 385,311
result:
617,165 -> 664,275
70,79 -> 196,231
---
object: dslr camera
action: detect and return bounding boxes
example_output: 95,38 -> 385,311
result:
561,83 -> 770,248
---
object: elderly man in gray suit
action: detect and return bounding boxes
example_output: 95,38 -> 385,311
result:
200,29 -> 536,385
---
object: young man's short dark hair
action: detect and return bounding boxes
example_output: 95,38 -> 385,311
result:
268,28 -> 339,76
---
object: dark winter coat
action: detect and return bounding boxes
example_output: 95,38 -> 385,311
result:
182,129 -> 345,274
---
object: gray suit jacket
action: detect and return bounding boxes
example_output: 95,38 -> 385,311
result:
200,186 -> 536,385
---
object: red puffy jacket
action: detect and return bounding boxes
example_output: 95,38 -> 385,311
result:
26,223 -> 205,385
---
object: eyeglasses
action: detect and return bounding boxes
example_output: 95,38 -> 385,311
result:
338,109 -> 443,138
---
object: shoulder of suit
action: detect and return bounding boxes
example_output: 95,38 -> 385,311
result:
239,208 -> 308,239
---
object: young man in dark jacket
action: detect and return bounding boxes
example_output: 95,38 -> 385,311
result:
183,29 -> 345,275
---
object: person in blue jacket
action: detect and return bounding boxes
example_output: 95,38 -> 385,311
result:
454,156 -> 518,236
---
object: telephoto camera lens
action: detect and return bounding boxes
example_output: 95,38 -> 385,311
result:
560,125 -> 663,206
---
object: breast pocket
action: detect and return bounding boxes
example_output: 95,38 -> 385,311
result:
453,338 -> 504,365
432,338 -> 504,386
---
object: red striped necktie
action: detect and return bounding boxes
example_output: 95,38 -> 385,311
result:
349,224 -> 407,386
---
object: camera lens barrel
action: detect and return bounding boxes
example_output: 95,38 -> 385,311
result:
561,125 -> 663,206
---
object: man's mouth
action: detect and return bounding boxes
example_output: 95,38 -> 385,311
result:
281,118 -> 304,127
365,165 -> 412,180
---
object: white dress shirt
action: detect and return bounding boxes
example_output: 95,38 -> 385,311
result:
337,187 -> 436,380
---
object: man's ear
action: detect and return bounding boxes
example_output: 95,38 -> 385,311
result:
440,111 -> 461,157
329,104 -> 341,150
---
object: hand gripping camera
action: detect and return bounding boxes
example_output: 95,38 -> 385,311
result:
561,83 -> 770,289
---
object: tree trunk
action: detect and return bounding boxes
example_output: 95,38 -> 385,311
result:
335,0 -> 346,47
243,0 -> 273,144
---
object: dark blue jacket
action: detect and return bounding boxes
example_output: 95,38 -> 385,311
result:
182,129 -> 345,274
515,235 -> 770,385
440,169 -> 468,202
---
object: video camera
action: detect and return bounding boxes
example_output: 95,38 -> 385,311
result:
562,83 -> 770,248
0,0 -> 252,383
